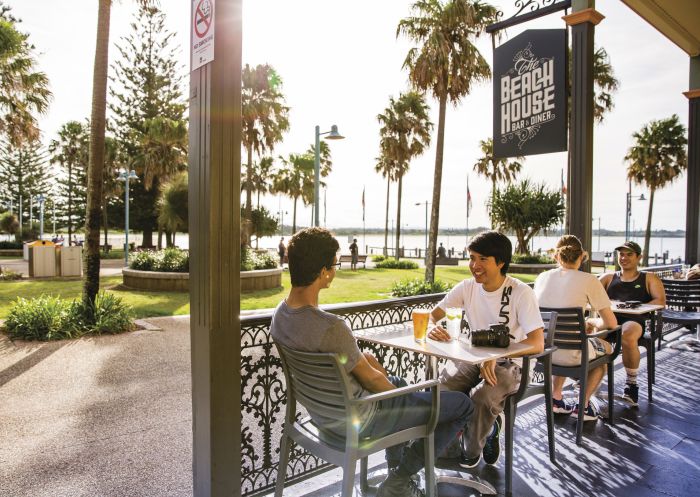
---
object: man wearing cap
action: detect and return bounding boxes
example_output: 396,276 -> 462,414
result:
599,241 -> 665,406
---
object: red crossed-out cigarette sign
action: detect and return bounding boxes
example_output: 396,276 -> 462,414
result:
191,0 -> 215,71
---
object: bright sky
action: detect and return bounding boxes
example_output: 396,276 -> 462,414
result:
11,0 -> 690,232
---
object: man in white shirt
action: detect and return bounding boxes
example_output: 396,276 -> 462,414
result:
428,231 -> 544,468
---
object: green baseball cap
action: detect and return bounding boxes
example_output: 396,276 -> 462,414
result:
615,241 -> 642,255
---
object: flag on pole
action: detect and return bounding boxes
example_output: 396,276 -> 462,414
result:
561,168 -> 567,195
362,186 -> 365,222
466,182 -> 473,218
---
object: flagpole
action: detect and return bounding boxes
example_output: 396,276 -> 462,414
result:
362,185 -> 366,252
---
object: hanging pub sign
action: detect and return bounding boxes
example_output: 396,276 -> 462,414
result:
493,29 -> 567,158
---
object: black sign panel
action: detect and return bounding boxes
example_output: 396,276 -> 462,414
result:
493,29 -> 567,158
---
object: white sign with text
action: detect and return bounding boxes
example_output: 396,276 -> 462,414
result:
191,0 -> 214,71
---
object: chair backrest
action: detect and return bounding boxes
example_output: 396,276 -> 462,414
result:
275,342 -> 356,435
538,307 -> 586,351
661,279 -> 700,309
540,310 -> 558,348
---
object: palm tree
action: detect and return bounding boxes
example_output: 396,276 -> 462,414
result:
84,0 -> 156,310
0,11 -> 52,148
242,64 -> 290,223
272,153 -> 314,233
241,156 -> 275,209
375,154 -> 399,256
472,137 -> 524,223
398,0 -> 498,282
377,91 -> 433,260
625,114 -> 687,266
592,47 -> 620,123
158,171 -> 188,245
49,121 -> 89,244
137,116 -> 188,248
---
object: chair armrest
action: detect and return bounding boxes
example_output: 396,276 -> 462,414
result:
527,346 -> 558,361
350,378 -> 441,405
584,326 -> 621,340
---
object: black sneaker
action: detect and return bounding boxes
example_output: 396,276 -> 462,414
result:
552,397 -> 575,414
376,469 -> 425,497
623,383 -> 639,407
482,412 -> 504,465
459,452 -> 481,468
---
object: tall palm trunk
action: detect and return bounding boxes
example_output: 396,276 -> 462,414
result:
425,94 -> 447,283
83,0 -> 111,308
395,174 -> 403,261
383,176 -> 390,256
292,196 -> 298,233
245,147 -> 253,223
102,198 -> 109,247
490,177 -> 496,228
643,187 -> 655,267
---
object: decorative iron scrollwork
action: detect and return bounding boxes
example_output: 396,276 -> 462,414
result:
513,0 -> 559,17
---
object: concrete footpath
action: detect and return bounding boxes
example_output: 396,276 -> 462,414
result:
0,316 -> 193,497
0,258 -> 126,277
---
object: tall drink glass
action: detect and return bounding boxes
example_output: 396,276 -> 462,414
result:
412,309 -> 430,343
445,307 -> 462,341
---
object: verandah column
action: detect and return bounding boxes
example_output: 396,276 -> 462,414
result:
684,55 -> 700,265
189,0 -> 243,495
563,0 -> 603,272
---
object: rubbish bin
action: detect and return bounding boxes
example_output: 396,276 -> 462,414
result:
59,246 -> 82,277
23,242 -> 30,261
28,240 -> 56,277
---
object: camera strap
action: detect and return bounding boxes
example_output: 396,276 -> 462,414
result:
499,285 -> 516,339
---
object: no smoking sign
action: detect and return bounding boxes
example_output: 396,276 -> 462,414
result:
191,0 -> 215,71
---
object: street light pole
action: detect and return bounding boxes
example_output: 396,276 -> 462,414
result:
625,178 -> 646,242
313,124 -> 344,227
415,201 -> 429,259
37,194 -> 45,240
118,170 -> 138,266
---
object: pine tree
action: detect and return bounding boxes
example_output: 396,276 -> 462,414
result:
108,3 -> 186,247
49,120 -> 89,241
0,139 -> 53,236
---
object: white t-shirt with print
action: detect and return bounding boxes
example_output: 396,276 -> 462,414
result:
437,275 -> 544,346
534,267 -> 611,312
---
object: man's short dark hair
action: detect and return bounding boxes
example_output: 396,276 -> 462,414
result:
468,230 -> 512,275
288,227 -> 339,286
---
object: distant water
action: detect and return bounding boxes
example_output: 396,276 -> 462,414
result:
15,232 -> 679,264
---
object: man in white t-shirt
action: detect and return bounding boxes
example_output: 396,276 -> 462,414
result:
428,231 -> 544,469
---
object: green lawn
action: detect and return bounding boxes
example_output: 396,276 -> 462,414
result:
0,267 -> 537,320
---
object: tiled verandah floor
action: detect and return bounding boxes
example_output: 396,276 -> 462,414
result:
279,337 -> 700,497
1,317 -> 698,497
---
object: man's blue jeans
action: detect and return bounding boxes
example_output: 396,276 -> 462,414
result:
361,376 -> 473,476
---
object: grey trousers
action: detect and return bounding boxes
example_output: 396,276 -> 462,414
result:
439,359 -> 521,459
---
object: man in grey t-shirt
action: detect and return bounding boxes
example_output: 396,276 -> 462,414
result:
271,227 -> 473,497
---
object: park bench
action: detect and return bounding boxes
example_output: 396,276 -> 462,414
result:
338,254 -> 366,268
100,244 -> 112,253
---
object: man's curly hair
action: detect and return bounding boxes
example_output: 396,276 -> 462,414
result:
287,228 -> 339,287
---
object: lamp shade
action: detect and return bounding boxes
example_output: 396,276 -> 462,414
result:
639,193 -> 647,201
326,124 -> 344,140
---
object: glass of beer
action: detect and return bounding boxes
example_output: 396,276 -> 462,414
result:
412,309 -> 430,343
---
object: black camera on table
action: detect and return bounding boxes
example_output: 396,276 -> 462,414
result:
471,324 -> 511,348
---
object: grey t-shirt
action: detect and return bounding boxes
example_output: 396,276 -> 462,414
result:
270,300 -> 376,435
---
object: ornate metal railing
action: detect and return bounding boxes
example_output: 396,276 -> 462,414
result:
240,294 -> 444,496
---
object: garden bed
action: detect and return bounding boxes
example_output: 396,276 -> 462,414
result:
122,267 -> 283,292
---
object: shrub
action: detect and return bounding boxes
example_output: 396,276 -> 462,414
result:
0,267 -> 23,280
241,248 -> 279,271
0,240 -> 22,249
511,253 -> 555,264
4,292 -> 134,341
129,248 -> 189,272
371,254 -> 386,263
375,259 -> 419,270
5,295 -> 71,340
66,293 -> 135,335
390,278 -> 452,297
